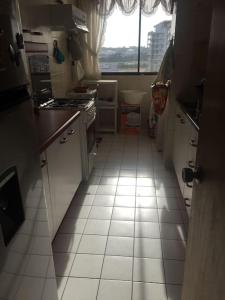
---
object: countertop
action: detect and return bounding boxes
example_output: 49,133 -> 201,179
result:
178,101 -> 200,131
34,109 -> 80,152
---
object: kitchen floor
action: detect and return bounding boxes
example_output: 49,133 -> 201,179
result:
52,133 -> 188,300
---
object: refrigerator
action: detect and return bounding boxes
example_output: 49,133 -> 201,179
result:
0,1 -> 58,299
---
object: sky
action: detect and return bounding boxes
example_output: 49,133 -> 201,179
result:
103,4 -> 172,48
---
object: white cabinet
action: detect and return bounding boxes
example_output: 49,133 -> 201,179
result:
173,104 -> 198,216
43,118 -> 82,240
41,152 -> 54,238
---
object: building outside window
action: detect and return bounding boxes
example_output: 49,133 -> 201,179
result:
99,4 -> 172,74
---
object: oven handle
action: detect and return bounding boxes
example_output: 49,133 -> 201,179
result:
86,112 -> 96,129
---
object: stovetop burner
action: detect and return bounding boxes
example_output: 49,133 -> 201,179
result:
40,98 -> 95,110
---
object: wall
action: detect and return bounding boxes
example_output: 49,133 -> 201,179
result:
102,74 -> 156,129
19,0 -> 78,98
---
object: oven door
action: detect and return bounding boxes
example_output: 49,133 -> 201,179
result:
87,117 -> 96,154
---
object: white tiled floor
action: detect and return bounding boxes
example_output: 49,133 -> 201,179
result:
53,133 -> 188,300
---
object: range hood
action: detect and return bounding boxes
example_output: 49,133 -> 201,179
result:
37,4 -> 89,33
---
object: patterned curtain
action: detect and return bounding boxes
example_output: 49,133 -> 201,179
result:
97,0 -> 172,16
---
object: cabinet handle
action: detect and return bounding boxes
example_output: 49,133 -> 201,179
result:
180,119 -> 185,124
186,183 -> 193,188
176,114 -> 181,118
184,198 -> 191,207
189,139 -> 198,147
41,159 -> 47,168
188,160 -> 195,168
68,129 -> 76,135
60,137 -> 67,144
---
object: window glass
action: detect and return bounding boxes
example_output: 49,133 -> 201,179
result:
99,4 -> 172,73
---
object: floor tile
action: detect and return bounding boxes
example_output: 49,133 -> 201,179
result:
164,260 -> 184,284
73,194 -> 95,206
161,240 -> 186,260
65,206 -> 91,219
53,253 -> 75,276
109,221 -> 134,237
156,187 -> 178,198
116,186 -> 136,196
120,169 -> 136,177
92,168 -> 103,176
89,206 -> 113,220
88,176 -> 101,185
100,177 -> 118,185
137,169 -> 154,178
157,197 -> 179,210
97,280 -> 132,300
133,258 -> 165,283
56,277 -> 68,299
70,254 -> 104,278
106,236 -> 134,257
160,223 -> 187,241
134,238 -> 162,258
59,219 -> 87,234
118,177 -> 136,186
77,235 -> 107,255
137,178 -> 154,187
53,234 -> 82,253
93,195 -> 115,207
114,196 -> 135,207
166,284 -> 182,300
101,256 -> 133,280
133,282 -> 167,300
136,197 -> 157,208
135,208 -> 158,222
135,222 -> 160,238
96,185 -> 117,195
103,169 -> 120,176
62,278 -> 99,300
84,219 -> 110,235
112,207 -> 135,221
158,209 -> 183,224
136,187 -> 156,197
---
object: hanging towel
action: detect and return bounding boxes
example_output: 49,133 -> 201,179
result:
53,40 -> 65,64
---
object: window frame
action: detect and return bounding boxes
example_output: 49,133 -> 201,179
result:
100,4 -> 160,76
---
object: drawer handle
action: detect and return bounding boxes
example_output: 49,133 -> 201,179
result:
60,137 -> 67,144
184,198 -> 191,207
190,139 -> 198,147
186,183 -> 193,188
41,159 -> 47,168
68,129 -> 75,135
176,114 -> 181,118
180,119 -> 185,124
188,161 -> 195,168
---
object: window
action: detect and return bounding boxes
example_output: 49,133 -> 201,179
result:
99,4 -> 172,74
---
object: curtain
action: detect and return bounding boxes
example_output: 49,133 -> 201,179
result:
76,0 -> 107,79
97,0 -> 172,16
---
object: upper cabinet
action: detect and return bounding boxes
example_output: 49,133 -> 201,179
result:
174,0 -> 212,102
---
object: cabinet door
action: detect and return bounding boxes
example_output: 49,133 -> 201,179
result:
173,107 -> 186,193
46,118 -> 82,238
40,152 -> 54,239
67,120 -> 82,192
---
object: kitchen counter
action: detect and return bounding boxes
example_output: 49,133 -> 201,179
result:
34,109 -> 80,152
178,101 -> 200,131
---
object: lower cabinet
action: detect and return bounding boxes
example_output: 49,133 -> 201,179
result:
41,118 -> 82,240
173,105 -> 198,217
